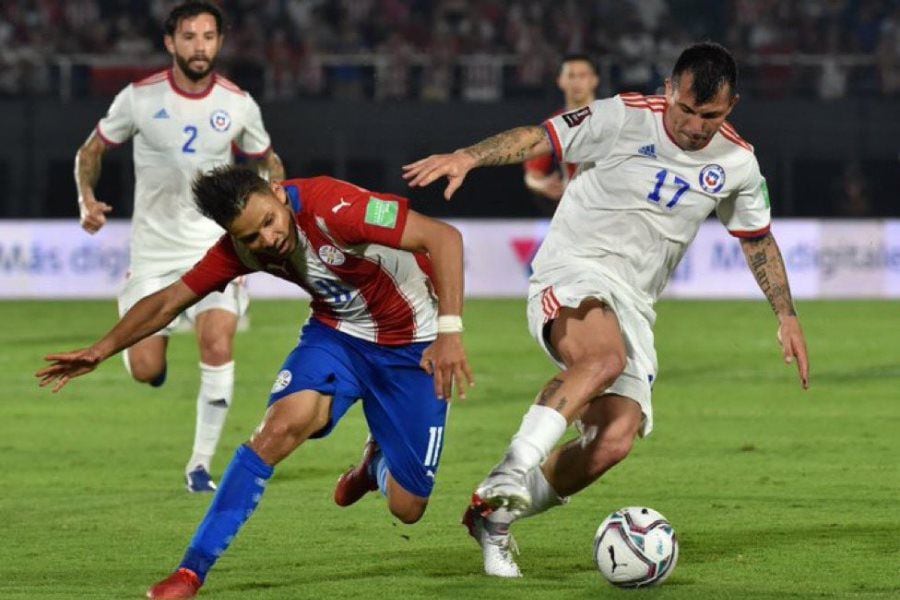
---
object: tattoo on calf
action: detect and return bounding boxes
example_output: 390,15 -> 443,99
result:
537,378 -> 564,408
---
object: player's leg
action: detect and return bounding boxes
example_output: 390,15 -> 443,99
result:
123,335 -> 169,385
148,389 -> 333,599
183,281 -> 247,491
477,297 -> 627,511
335,340 -> 446,525
184,307 -> 239,491
118,274 -> 172,386
542,393 -> 642,497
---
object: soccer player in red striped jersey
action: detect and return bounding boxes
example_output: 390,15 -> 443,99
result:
523,54 -> 599,203
405,42 -> 809,578
38,166 -> 473,598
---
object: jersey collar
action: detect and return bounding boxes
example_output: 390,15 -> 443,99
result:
285,184 -> 302,213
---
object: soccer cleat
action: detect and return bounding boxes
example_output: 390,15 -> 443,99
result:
334,437 -> 379,507
185,466 -> 217,493
146,568 -> 202,599
462,494 -> 522,578
475,470 -> 532,513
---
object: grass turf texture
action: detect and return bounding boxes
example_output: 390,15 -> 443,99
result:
2,299 -> 898,599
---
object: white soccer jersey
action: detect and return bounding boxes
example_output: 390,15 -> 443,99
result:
96,69 -> 272,275
537,92 -> 771,308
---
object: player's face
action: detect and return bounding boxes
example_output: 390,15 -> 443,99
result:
164,13 -> 222,82
664,72 -> 739,151
229,185 -> 298,258
557,61 -> 599,107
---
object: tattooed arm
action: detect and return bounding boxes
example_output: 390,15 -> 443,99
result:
403,126 -> 551,199
740,232 -> 810,389
75,131 -> 113,234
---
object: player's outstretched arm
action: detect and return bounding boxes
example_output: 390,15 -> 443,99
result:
398,210 -> 474,401
740,233 -> 810,389
36,281 -> 200,392
74,131 -> 113,234
403,126 -> 551,200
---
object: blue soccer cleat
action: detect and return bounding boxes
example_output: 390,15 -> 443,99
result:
185,466 -> 217,493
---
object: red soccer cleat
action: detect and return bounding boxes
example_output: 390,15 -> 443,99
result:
146,568 -> 202,599
334,437 -> 380,507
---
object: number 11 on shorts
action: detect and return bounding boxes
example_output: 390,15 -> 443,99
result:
423,426 -> 444,467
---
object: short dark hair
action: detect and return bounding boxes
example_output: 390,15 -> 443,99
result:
560,53 -> 598,76
193,166 -> 270,228
164,1 -> 224,36
672,42 -> 738,103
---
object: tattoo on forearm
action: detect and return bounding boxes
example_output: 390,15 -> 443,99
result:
743,235 -> 797,317
76,146 -> 102,195
463,126 -> 546,167
536,377 -> 568,411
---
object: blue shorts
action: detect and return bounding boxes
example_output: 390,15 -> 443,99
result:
268,318 -> 448,498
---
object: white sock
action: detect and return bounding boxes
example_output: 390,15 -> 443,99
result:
187,361 -> 235,473
492,405 -> 567,477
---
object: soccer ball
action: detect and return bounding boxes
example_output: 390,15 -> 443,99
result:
593,507 -> 679,588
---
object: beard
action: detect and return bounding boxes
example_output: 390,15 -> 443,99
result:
175,53 -> 215,82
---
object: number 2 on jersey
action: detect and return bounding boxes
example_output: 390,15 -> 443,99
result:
647,169 -> 690,209
182,125 -> 198,154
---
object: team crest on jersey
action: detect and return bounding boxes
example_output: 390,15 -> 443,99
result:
699,164 -> 726,193
209,109 -> 231,132
318,244 -> 346,266
561,106 -> 592,128
271,369 -> 292,393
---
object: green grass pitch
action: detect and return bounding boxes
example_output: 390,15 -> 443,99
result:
2,299 -> 898,599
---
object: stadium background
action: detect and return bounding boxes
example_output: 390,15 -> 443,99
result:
3,3 -> 899,599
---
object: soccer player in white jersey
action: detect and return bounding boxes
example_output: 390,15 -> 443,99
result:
39,166 -> 473,598
74,1 -> 284,492
404,42 -> 810,577
523,53 -> 599,202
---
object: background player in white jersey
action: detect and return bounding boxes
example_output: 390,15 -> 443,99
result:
523,54 -> 599,203
38,166 -> 473,599
74,1 -> 285,492
404,42 -> 810,577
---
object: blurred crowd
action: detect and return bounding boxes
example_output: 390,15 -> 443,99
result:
1,0 -> 898,99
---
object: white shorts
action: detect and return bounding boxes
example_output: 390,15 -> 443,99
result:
526,269 -> 658,436
118,270 -> 249,337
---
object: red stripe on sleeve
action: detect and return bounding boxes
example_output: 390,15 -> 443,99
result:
544,121 -> 563,163
729,225 -> 771,239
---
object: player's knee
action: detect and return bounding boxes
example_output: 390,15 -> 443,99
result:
199,336 -> 233,365
577,353 -> 627,394
128,356 -> 165,384
389,499 -> 427,524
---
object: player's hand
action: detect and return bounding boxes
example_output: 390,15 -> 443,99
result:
36,348 -> 103,392
420,333 -> 475,401
777,316 -> 809,390
539,173 -> 565,201
79,196 -> 113,234
402,150 -> 477,200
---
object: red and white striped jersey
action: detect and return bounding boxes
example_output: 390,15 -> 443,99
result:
96,69 -> 272,276
537,92 -> 771,306
181,177 -> 437,346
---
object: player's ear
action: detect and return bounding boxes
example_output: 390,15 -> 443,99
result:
163,34 -> 175,55
270,182 -> 287,205
664,77 -> 673,99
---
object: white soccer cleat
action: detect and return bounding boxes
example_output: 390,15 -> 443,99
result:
475,470 -> 532,513
462,495 -> 523,578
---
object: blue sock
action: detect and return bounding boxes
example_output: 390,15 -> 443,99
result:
370,451 -> 389,497
179,445 -> 274,582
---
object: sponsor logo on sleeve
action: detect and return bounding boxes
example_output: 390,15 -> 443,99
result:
209,109 -> 231,132
271,369 -> 292,393
699,164 -> 726,193
561,106 -> 592,128
364,197 -> 399,228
